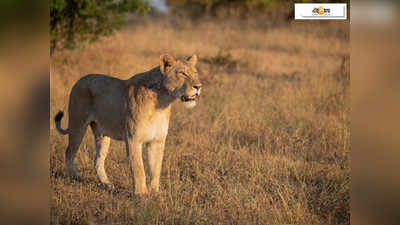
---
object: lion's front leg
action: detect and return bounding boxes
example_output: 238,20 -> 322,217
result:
148,140 -> 165,193
125,137 -> 148,195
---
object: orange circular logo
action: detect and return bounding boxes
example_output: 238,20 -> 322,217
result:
317,6 -> 325,15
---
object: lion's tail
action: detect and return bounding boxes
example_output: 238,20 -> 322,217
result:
54,111 -> 70,135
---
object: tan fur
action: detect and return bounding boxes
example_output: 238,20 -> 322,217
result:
55,54 -> 201,194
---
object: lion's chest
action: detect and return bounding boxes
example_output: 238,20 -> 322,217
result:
137,112 -> 170,143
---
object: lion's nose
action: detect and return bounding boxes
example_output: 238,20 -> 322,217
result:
193,84 -> 202,90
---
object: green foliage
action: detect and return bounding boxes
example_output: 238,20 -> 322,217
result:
50,0 -> 150,54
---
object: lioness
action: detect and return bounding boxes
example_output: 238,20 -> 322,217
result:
54,54 -> 201,194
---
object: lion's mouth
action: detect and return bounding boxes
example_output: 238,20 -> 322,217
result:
181,95 -> 196,102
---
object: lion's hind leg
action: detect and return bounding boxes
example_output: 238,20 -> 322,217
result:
65,128 -> 86,178
90,122 -> 113,190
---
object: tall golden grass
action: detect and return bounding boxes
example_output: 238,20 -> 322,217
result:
50,18 -> 350,224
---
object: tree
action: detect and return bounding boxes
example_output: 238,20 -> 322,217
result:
50,0 -> 150,54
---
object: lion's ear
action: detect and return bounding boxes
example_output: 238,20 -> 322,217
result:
160,54 -> 175,75
186,54 -> 197,66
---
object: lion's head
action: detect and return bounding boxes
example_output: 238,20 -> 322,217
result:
160,54 -> 202,109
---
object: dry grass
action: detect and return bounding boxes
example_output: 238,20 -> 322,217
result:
50,18 -> 350,225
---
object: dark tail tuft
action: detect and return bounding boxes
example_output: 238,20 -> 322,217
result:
55,111 -> 64,122
55,111 -> 69,135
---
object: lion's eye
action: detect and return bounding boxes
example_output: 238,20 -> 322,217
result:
180,72 -> 190,79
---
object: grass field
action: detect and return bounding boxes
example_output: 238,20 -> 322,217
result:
50,18 -> 350,224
